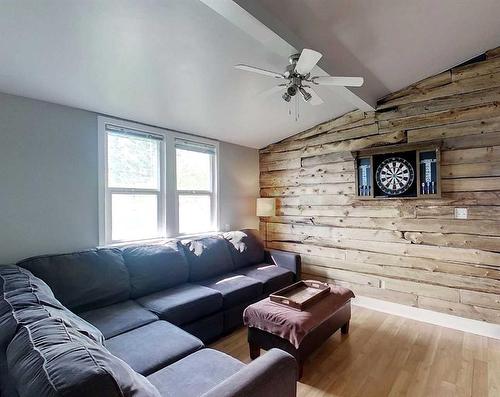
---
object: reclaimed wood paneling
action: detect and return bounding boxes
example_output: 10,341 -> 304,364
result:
260,47 -> 500,324
407,115 -> 500,143
377,71 -> 500,109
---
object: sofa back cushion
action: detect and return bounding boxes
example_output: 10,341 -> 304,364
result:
0,349 -> 18,397
182,236 -> 234,281
0,265 -> 104,397
223,229 -> 265,269
0,265 -> 30,397
0,265 -> 103,347
6,317 -> 160,397
17,249 -> 130,312
122,241 -> 190,298
1,264 -> 54,297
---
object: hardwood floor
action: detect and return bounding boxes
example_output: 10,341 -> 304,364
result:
211,306 -> 500,397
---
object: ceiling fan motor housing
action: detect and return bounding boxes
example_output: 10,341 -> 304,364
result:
286,55 -> 310,79
288,53 -> 301,64
286,76 -> 304,96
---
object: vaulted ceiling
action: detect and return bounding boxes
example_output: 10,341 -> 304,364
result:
235,0 -> 500,106
1,0 -> 499,148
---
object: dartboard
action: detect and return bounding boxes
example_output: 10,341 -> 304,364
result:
375,157 -> 414,195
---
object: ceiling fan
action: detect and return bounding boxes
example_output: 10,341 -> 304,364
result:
235,49 -> 364,106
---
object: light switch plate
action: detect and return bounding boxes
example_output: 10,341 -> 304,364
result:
454,208 -> 468,219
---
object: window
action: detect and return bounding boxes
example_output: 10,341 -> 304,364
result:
176,139 -> 217,234
99,117 -> 218,245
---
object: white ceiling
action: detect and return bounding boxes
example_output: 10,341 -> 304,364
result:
0,0 -> 355,149
1,1 -> 499,148
236,0 -> 500,102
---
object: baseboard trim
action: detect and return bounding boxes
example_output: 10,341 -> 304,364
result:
352,295 -> 500,340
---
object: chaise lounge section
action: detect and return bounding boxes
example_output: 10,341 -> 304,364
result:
0,229 -> 300,397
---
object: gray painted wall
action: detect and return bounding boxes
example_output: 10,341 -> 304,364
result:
219,141 -> 259,232
0,92 -> 259,264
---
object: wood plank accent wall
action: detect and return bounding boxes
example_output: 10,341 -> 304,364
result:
259,46 -> 500,324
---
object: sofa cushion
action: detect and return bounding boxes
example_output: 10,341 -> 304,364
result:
147,349 -> 244,397
17,249 -> 130,312
0,353 -> 17,397
0,265 -> 55,297
223,229 -> 265,269
79,300 -> 158,339
196,273 -> 263,309
136,284 -> 222,326
181,312 -> 223,344
2,294 -> 105,344
122,242 -> 189,298
181,236 -> 234,281
0,265 -> 104,347
106,321 -> 203,376
223,302 -> 257,333
0,265 -> 105,397
6,317 -> 160,397
235,263 -> 294,295
1,266 -> 56,347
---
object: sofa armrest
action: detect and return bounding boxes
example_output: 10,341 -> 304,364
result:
201,349 -> 297,397
265,249 -> 301,280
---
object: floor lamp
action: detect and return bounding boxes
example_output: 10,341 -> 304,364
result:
256,198 -> 276,247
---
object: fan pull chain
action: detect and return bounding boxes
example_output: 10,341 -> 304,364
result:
294,96 -> 296,121
294,95 -> 300,122
295,96 -> 298,122
286,95 -> 301,122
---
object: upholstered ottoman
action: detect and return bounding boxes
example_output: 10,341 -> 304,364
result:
243,284 -> 354,378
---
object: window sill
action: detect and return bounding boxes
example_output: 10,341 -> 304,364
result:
98,230 -> 222,249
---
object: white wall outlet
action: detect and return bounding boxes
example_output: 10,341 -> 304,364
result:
454,208 -> 468,219
223,223 -> 231,232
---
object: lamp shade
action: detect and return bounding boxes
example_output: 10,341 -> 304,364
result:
256,198 -> 276,217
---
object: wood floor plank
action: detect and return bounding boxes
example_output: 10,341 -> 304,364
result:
211,306 -> 500,397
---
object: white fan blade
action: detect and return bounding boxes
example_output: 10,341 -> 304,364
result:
307,87 -> 324,106
258,84 -> 286,98
295,49 -> 322,75
235,64 -> 285,79
312,76 -> 364,87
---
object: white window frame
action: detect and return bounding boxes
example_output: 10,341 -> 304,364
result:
98,116 -> 219,245
175,138 -> 218,236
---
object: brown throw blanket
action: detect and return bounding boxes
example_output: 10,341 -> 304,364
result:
243,285 -> 354,348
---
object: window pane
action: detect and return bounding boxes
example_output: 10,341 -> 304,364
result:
178,195 -> 212,234
176,148 -> 211,191
112,194 -> 158,241
108,133 -> 160,189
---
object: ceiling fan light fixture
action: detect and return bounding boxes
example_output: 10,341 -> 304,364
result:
299,87 -> 312,102
282,92 -> 292,102
286,85 -> 297,96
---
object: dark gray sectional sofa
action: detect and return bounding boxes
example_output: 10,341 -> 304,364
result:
0,229 -> 300,397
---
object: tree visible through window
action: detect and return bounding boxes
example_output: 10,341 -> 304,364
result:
176,140 -> 216,234
106,128 -> 162,242
108,133 -> 159,189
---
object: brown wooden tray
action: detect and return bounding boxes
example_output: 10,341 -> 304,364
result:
270,280 -> 330,310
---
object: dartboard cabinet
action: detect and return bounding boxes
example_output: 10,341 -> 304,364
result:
353,144 -> 440,199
